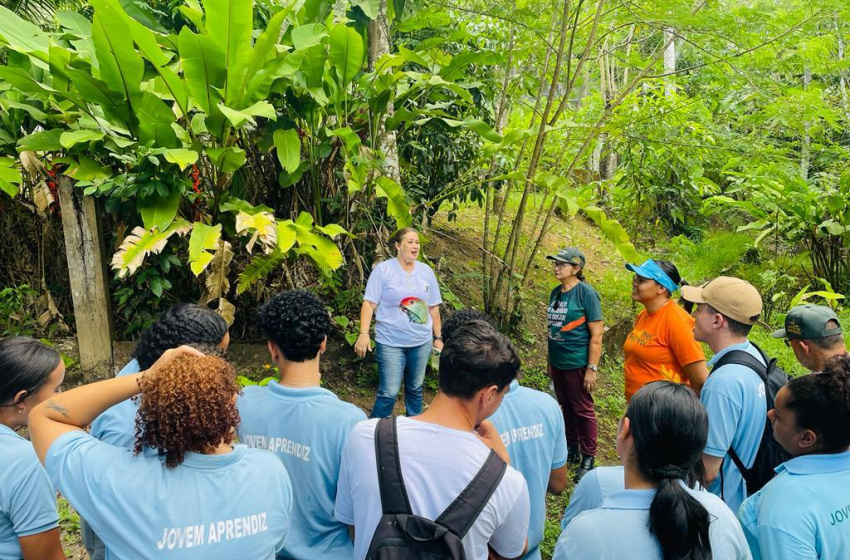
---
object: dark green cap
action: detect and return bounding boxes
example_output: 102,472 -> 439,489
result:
546,247 -> 585,268
772,304 -> 843,339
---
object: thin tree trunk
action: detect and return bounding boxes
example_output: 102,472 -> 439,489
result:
836,17 -> 850,121
483,30 -> 516,311
369,0 -> 400,183
801,65 -> 811,180
664,27 -> 676,97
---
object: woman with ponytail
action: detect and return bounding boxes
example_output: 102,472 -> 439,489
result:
738,354 -> 850,560
553,381 -> 750,560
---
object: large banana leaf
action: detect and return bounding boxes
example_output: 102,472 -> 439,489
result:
203,0 -> 252,106
90,0 -> 143,114
329,24 -> 364,89
178,27 -> 226,116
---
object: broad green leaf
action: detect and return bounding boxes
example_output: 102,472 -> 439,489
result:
111,219 -> 191,278
138,188 -> 182,232
236,7 -> 291,107
135,91 -> 179,147
351,0 -> 379,19
178,28 -> 226,115
0,158 -> 22,197
375,176 -> 412,228
330,127 -> 361,156
90,0 -> 143,104
204,0 -> 253,104
219,104 -> 255,128
54,156 -> 110,182
188,222 -> 222,275
276,221 -> 296,252
17,129 -> 63,152
291,24 -> 327,50
49,44 -> 72,93
163,149 -> 199,170
206,147 -> 246,173
282,212 -> 344,271
56,11 -> 95,63
329,25 -> 364,88
317,223 -> 352,239
0,6 -> 50,62
60,130 -> 105,149
273,129 -> 301,173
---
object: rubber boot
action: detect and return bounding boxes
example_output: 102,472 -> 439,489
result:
574,455 -> 595,483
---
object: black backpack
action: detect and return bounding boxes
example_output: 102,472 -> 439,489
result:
711,342 -> 792,496
365,416 -> 507,560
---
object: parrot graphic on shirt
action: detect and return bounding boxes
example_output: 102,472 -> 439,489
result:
399,297 -> 429,324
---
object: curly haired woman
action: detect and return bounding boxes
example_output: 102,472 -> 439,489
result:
29,348 -> 293,560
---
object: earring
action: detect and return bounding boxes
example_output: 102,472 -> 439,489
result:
17,408 -> 25,414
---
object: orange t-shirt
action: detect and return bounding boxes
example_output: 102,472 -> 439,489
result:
622,299 -> 706,401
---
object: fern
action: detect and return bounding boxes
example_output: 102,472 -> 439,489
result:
236,248 -> 285,295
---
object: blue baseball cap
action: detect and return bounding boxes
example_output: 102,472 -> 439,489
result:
625,259 -> 679,294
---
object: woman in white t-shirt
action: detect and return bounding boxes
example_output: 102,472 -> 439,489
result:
0,337 -> 65,560
554,381 -> 751,560
354,228 -> 443,418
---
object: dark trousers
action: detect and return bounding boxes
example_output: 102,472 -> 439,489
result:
550,364 -> 598,457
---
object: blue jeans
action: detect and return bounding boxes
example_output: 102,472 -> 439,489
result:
370,341 -> 432,418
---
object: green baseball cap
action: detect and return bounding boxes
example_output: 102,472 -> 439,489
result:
772,304 -> 843,339
546,247 -> 586,268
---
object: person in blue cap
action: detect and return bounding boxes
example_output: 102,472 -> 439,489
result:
738,354 -> 850,559
622,259 -> 707,401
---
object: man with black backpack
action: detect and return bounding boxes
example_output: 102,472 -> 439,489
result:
683,277 -> 790,513
334,319 -> 530,560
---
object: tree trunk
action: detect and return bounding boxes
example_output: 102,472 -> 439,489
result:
801,65 -> 811,180
369,0 -> 400,183
664,27 -> 676,97
58,177 -> 114,379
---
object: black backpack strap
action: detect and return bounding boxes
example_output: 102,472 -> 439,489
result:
435,450 -> 507,538
711,349 -> 768,382
374,417 -> 413,515
711,345 -> 773,478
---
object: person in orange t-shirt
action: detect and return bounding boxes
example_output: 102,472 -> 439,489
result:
622,259 -> 708,401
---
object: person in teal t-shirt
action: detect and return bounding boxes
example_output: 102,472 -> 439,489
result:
545,247 -> 603,481
738,355 -> 850,560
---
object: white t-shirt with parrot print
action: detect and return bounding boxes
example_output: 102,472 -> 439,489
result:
364,258 -> 443,347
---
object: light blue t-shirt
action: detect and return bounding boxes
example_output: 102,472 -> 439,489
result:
488,381 -> 567,560
0,425 -> 59,560
738,449 -> 850,560
237,381 -> 366,560
364,259 -> 442,347
90,359 -> 142,449
45,431 -> 293,560
561,466 -> 624,530
701,341 -> 766,513
553,486 -> 752,560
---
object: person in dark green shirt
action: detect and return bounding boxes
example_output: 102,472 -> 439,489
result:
545,247 -> 603,482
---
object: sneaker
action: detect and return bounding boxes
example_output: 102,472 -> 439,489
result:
573,455 -> 595,483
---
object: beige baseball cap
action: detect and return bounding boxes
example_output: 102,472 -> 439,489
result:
681,276 -> 762,325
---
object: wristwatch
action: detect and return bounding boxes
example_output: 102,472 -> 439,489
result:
587,364 -> 598,372
433,335 -> 443,341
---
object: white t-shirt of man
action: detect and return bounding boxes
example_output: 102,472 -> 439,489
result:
335,417 -> 530,560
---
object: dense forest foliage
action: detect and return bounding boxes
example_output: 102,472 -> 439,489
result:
1,0 -> 849,337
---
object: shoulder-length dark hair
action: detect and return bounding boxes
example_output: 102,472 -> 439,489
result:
0,336 -> 61,406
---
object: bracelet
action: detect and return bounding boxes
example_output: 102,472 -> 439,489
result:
359,332 -> 369,337
433,335 -> 442,341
